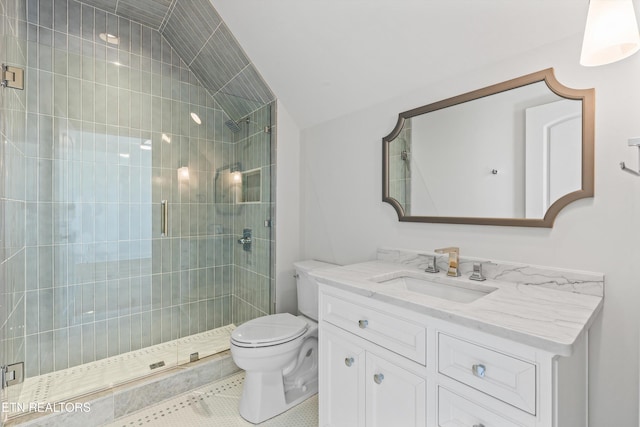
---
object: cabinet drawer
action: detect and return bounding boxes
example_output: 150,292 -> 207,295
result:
438,387 -> 525,427
321,293 -> 426,364
438,333 -> 536,414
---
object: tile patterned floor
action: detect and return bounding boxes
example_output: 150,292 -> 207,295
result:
107,372 -> 319,427
7,325 -> 236,417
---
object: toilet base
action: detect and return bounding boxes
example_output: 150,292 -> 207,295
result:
232,317 -> 320,424
238,370 -> 318,424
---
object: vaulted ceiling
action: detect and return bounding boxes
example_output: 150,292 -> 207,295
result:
77,0 -> 173,29
80,0 -> 591,130
211,0 -> 591,129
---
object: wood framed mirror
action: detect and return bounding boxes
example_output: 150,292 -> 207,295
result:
382,68 -> 594,227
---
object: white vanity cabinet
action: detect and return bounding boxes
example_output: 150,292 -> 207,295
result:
319,290 -> 429,426
320,322 -> 427,427
318,284 -> 589,427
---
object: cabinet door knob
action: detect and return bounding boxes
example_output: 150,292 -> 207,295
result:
344,357 -> 354,367
373,373 -> 384,384
472,364 -> 486,378
358,319 -> 368,329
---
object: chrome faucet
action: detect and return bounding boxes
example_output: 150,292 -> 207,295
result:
435,247 -> 460,277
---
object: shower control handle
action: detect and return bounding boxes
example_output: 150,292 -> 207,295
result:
238,228 -> 252,252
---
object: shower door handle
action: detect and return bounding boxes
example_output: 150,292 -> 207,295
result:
161,200 -> 168,236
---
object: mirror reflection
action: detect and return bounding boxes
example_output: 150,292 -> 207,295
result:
383,69 -> 594,227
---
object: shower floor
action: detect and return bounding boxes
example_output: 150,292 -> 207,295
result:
107,372 -> 318,427
7,325 -> 236,417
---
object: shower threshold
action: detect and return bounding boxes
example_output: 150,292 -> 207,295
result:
5,324 -> 236,419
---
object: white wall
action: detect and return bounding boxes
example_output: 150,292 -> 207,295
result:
275,100 -> 302,314
300,35 -> 640,426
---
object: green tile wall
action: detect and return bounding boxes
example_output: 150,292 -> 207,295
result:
0,0 -> 275,386
15,0 -> 238,378
230,104 -> 273,325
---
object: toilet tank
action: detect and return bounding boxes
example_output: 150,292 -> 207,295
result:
293,260 -> 338,321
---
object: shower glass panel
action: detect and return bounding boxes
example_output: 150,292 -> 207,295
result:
0,0 -> 274,419
174,104 -> 274,365
1,0 -> 29,419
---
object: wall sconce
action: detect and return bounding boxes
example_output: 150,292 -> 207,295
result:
230,163 -> 242,183
581,0 -> 640,66
178,166 -> 190,181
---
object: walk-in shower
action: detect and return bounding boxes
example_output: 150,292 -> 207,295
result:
0,0 -> 276,421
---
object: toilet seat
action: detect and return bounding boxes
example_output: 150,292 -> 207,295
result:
231,313 -> 308,348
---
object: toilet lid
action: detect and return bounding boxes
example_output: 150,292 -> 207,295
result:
231,313 -> 308,347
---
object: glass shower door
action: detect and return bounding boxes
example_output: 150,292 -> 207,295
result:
1,0 -> 28,417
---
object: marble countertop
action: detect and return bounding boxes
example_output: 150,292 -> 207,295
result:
312,260 -> 603,356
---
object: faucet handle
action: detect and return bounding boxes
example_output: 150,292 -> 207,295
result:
469,262 -> 486,281
423,255 -> 439,273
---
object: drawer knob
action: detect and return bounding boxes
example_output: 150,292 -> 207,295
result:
358,319 -> 369,329
472,364 -> 486,378
373,373 -> 384,384
344,357 -> 354,367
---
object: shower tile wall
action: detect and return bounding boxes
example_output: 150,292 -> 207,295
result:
1,0 -> 28,383
16,0 -> 238,378
231,104 -> 273,325
79,0 -> 276,121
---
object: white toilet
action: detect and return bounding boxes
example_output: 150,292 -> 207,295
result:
230,260 -> 337,424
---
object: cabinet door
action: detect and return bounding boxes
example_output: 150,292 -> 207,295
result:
365,352 -> 426,427
320,328 -> 366,427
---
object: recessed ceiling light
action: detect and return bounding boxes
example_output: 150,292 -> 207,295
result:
190,112 -> 202,125
99,33 -> 120,45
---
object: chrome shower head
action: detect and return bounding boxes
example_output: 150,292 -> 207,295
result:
224,119 -> 242,133
224,117 -> 250,133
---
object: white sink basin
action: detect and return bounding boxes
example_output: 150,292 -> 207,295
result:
376,275 -> 496,303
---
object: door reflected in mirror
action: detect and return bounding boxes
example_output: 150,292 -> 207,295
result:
383,68 -> 594,228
